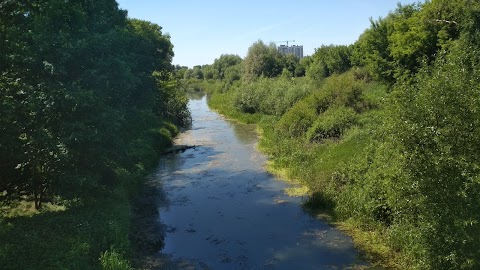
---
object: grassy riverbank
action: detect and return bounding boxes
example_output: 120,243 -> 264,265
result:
205,73 -> 406,268
184,2 -> 480,268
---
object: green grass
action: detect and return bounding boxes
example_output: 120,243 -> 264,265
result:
100,249 -> 133,270
0,188 -> 132,270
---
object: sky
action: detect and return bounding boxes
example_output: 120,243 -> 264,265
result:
116,0 -> 421,68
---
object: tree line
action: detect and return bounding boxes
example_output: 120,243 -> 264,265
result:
195,0 -> 480,269
0,0 -> 189,209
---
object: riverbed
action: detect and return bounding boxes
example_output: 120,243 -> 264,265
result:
152,95 -> 369,269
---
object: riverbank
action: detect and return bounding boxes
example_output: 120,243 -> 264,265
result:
206,89 -> 401,269
141,95 -> 370,269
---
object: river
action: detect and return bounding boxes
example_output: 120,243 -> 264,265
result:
153,95 -> 370,269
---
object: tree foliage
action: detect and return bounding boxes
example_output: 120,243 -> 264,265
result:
242,40 -> 285,80
307,45 -> 352,81
352,1 -> 470,84
0,0 -> 189,208
212,54 -> 242,80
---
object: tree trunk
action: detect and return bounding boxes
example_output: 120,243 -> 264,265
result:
33,179 -> 44,210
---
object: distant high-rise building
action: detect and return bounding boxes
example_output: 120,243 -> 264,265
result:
278,44 -> 303,59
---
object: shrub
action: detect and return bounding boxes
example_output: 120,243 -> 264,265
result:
233,77 -> 312,116
316,71 -> 368,112
277,94 -> 318,137
306,106 -> 357,142
100,249 -> 132,270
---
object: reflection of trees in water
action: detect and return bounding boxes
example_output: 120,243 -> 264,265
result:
187,92 -> 205,100
231,122 -> 257,145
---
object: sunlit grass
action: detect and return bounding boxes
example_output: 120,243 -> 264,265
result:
0,190 -> 132,270
337,219 -> 402,270
0,197 -> 67,218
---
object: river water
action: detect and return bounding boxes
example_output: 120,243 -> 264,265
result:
154,95 -> 369,269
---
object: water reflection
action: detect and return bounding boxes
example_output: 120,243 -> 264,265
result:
231,121 -> 257,146
187,91 -> 205,100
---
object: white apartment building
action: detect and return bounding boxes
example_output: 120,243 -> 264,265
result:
278,45 -> 303,59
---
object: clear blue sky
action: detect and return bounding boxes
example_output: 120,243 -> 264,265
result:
116,0 -> 421,68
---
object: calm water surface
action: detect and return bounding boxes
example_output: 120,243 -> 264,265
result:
154,95 -> 369,269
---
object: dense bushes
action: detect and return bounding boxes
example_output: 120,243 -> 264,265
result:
332,40 -> 480,269
306,45 -> 352,81
277,94 -> 318,138
306,106 -> 357,142
277,71 -> 369,139
233,77 -> 313,116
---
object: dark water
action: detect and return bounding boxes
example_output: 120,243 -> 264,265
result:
154,95 -> 369,269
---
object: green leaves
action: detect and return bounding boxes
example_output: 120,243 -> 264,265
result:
306,106 -> 357,142
307,45 -> 352,81
391,42 -> 480,269
0,0 -> 188,207
243,40 -> 285,80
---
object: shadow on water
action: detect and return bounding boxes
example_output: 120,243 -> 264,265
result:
135,95 -> 376,269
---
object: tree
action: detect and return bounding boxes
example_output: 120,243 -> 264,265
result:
352,1 -> 468,84
243,40 -> 284,80
351,15 -> 396,83
212,54 -> 242,80
294,56 -> 312,77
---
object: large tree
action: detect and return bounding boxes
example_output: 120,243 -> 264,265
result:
212,54 -> 242,80
243,40 -> 284,80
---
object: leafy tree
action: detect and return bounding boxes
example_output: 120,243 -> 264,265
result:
212,54 -> 242,80
174,65 -> 189,79
307,45 -> 352,81
281,54 -> 300,78
351,15 -> 396,83
243,40 -> 284,80
223,63 -> 242,83
352,1 -> 470,84
192,65 -> 204,79
295,56 -> 312,77
202,64 -> 215,80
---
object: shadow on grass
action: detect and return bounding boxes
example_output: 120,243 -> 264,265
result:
302,191 -> 337,221
0,192 -> 131,270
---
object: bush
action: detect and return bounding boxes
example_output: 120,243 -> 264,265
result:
100,249 -> 132,270
306,106 -> 357,142
277,94 -> 318,137
233,77 -> 312,116
316,71 -> 368,112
